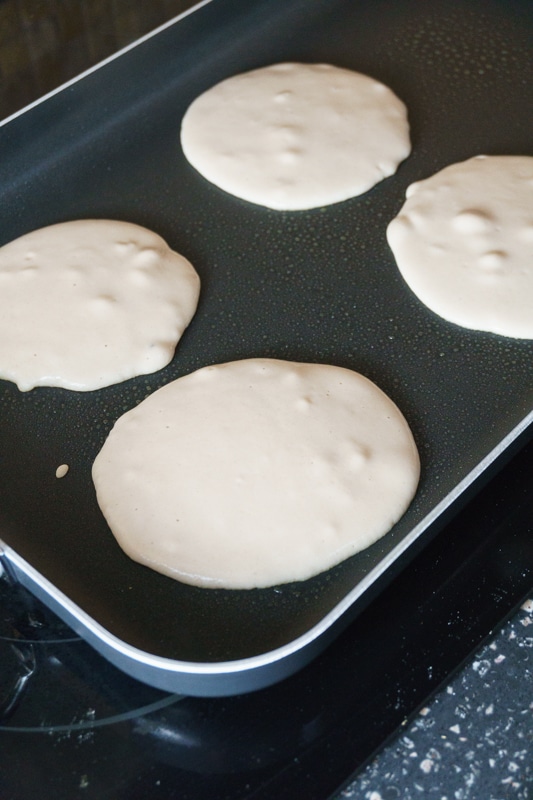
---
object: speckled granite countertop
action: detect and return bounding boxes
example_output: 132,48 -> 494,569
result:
340,599 -> 533,800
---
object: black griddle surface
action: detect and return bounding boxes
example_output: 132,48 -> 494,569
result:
0,0 -> 532,668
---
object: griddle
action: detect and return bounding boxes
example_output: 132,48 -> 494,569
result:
0,0 -> 532,696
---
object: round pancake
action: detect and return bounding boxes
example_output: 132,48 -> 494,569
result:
387,155 -> 533,339
181,62 -> 411,210
92,358 -> 420,589
0,219 -> 200,391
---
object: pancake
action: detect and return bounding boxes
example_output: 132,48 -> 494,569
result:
0,219 -> 200,391
92,358 -> 420,589
181,62 -> 411,210
387,155 -> 533,339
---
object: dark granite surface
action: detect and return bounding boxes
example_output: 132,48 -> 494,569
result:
1,1 -> 532,797
341,600 -> 533,799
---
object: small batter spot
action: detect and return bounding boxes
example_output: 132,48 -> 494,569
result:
55,464 -> 69,479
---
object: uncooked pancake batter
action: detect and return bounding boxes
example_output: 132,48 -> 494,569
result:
181,62 -> 411,210
0,220 -> 200,391
387,155 -> 533,338
92,358 -> 420,590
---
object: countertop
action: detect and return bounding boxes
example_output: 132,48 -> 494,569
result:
347,602 -> 533,799
0,1 -> 532,798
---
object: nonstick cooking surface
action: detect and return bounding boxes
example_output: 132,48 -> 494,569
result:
0,0 -> 532,668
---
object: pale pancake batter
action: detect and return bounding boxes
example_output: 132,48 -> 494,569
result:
180,62 -> 411,211
0,220 -> 200,391
92,359 -> 420,590
387,155 -> 533,338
